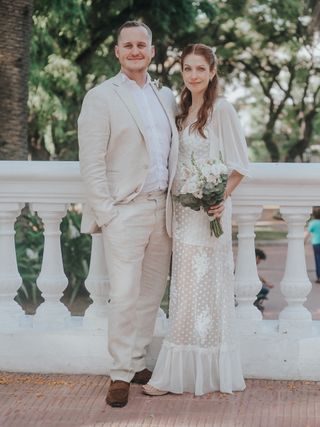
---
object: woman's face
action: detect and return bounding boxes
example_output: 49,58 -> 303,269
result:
182,53 -> 215,96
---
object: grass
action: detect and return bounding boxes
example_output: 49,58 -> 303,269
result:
232,226 -> 287,241
255,229 -> 287,240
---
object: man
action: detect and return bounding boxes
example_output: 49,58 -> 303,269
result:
78,21 -> 179,407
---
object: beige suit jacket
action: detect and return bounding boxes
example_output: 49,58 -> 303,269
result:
78,73 -> 179,236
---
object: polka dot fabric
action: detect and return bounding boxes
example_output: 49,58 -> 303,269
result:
149,125 -> 246,395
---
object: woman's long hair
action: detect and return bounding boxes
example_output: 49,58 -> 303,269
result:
176,44 -> 219,138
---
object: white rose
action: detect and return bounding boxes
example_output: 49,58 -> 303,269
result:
206,174 -> 218,184
200,164 -> 212,179
181,176 -> 201,195
192,188 -> 203,198
26,248 -> 38,260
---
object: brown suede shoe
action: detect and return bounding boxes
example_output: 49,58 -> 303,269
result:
106,380 -> 130,408
131,368 -> 152,385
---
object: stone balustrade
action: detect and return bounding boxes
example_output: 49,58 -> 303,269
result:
0,161 -> 320,379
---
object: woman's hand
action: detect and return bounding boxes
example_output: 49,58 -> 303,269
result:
208,170 -> 245,220
208,201 -> 225,219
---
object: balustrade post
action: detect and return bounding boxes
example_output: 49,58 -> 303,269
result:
83,234 -> 109,329
279,206 -> 312,335
0,203 -> 24,329
31,203 -> 70,330
233,206 -> 263,329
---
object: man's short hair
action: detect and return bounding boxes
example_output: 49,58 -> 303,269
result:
117,20 -> 152,43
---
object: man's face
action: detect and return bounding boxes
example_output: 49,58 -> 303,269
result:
115,26 -> 154,76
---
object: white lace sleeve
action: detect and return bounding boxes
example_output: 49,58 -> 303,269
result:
211,98 -> 250,176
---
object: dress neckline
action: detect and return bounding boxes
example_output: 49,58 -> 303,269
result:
181,123 -> 191,133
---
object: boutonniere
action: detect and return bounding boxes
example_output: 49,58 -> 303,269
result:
153,78 -> 163,90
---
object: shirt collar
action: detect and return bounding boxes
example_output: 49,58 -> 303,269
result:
120,72 -> 151,88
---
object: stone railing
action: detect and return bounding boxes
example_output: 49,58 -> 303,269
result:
1,161 -> 320,379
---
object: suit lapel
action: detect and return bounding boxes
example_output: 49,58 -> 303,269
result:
112,74 -> 148,142
111,73 -> 179,182
150,83 -> 177,136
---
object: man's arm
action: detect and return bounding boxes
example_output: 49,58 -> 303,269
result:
78,88 -> 118,227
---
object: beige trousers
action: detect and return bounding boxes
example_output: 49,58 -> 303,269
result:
102,191 -> 172,382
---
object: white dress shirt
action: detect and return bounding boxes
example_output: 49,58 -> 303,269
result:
120,73 -> 172,193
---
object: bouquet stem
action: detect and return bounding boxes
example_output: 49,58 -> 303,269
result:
210,218 -> 223,238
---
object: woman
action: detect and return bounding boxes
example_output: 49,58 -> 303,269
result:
143,44 -> 249,396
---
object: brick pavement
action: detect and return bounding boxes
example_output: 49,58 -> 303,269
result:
1,372 -> 320,427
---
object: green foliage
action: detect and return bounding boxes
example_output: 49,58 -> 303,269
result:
28,0 -> 220,159
206,0 -> 320,161
15,207 -> 92,314
28,0 -> 320,162
60,207 -> 92,305
15,209 -> 44,311
175,193 -> 201,211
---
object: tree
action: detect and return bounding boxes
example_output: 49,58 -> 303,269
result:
206,0 -> 320,162
25,0 -> 320,162
0,0 -> 33,160
28,0 -> 216,160
285,48 -> 320,161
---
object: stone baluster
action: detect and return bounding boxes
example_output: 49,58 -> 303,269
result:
31,203 -> 70,330
0,203 -> 24,329
83,234 -> 109,329
279,206 -> 312,335
233,206 -> 263,328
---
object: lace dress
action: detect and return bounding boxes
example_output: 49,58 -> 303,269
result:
148,98 -> 249,395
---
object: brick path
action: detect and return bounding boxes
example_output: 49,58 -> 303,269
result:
1,372 -> 320,426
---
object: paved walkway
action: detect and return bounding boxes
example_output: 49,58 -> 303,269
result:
1,372 -> 320,426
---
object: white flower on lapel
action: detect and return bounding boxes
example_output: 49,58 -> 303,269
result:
153,78 -> 163,90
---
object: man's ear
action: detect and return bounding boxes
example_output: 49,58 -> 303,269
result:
115,45 -> 119,59
151,45 -> 155,59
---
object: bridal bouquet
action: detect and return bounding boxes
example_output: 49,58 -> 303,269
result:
174,153 -> 228,238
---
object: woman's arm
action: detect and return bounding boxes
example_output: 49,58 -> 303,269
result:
224,170 -> 245,199
208,170 -> 245,219
208,99 -> 250,219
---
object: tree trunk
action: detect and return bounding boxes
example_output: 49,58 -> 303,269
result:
0,0 -> 33,160
285,137 -> 309,162
285,110 -> 316,162
262,119 -> 280,162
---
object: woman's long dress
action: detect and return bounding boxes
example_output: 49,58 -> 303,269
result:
148,98 -> 250,396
